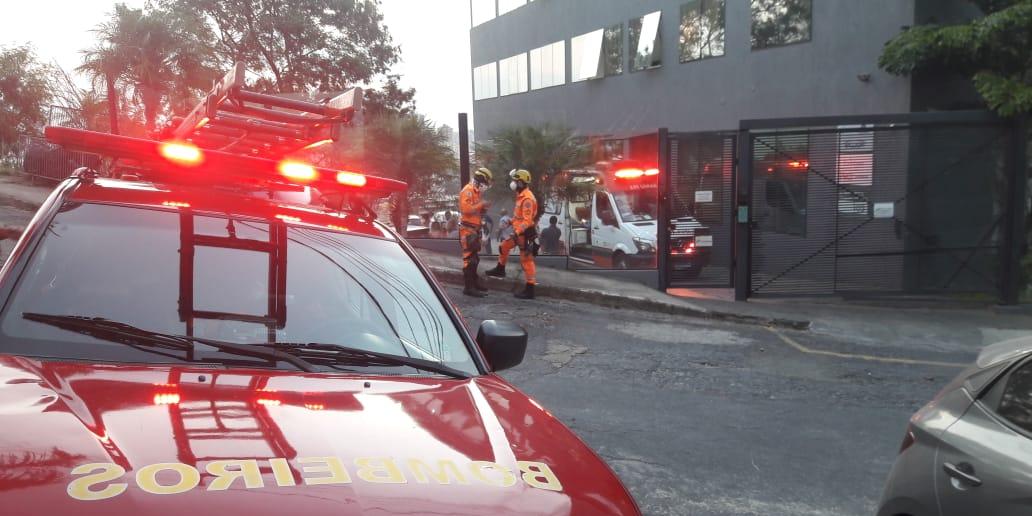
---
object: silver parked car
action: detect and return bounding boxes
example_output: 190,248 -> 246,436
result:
879,336 -> 1032,516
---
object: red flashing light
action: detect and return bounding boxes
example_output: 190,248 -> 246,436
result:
159,141 -> 204,166
153,393 -> 181,405
671,240 -> 697,256
615,168 -> 645,179
337,171 -> 367,187
788,160 -> 809,169
276,214 -> 301,223
305,403 -> 325,411
327,224 -> 349,232
257,398 -> 281,406
162,201 -> 191,208
644,168 -> 660,176
194,117 -> 210,130
279,161 -> 318,182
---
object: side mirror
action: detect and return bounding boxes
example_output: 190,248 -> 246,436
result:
476,320 -> 528,372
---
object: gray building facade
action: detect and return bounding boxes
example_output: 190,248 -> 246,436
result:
469,0 -> 972,141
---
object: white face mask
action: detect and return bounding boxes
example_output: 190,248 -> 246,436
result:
509,181 -> 518,191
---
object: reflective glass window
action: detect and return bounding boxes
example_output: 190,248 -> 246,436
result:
680,0 -> 725,62
751,0 -> 812,49
630,11 -> 663,71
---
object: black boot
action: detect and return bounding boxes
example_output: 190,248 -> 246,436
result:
514,283 -> 535,300
462,267 -> 487,297
485,264 -> 506,278
473,270 -> 489,292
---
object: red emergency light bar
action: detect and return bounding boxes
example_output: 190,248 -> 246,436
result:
614,167 -> 660,179
45,126 -> 407,195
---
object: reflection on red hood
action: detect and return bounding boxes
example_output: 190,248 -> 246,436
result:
0,356 -> 638,515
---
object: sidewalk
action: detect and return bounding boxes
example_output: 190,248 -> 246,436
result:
0,175 -> 52,210
418,249 -> 812,329
418,248 -> 1032,357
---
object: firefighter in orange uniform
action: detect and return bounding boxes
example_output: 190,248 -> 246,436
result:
459,167 -> 493,297
485,169 -> 538,299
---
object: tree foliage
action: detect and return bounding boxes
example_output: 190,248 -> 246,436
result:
51,66 -> 112,133
0,45 -> 53,148
363,75 -> 417,119
165,0 -> 400,95
79,3 -> 219,133
341,114 -> 455,234
474,125 -> 592,205
879,0 -> 1032,116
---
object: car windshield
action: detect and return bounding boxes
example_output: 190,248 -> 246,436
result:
0,202 -> 477,375
612,189 -> 657,222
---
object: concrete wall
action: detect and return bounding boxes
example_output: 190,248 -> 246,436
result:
470,0 -> 918,140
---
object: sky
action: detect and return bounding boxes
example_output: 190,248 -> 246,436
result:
0,0 -> 474,128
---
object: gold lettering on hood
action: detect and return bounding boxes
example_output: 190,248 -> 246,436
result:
66,456 -> 564,500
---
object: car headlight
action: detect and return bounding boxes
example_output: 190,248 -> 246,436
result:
633,237 -> 655,253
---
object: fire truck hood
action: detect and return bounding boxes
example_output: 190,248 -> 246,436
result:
0,356 -> 638,515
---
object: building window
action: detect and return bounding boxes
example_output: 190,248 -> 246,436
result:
751,0 -> 812,49
473,62 -> 497,100
530,41 -> 566,90
497,0 -> 525,15
498,53 -> 528,96
572,24 -> 624,82
603,24 -> 624,76
629,11 -> 663,72
680,0 -> 725,62
471,0 -> 496,27
571,29 -> 604,82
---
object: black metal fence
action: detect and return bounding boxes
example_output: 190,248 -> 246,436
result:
732,111 -> 1026,303
665,131 -> 737,288
17,135 -> 101,183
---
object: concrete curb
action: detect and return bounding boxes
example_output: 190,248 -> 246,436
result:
428,265 -> 811,331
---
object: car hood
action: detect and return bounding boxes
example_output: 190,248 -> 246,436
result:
0,356 -> 637,515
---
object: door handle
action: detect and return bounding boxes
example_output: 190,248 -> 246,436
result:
943,462 -> 982,487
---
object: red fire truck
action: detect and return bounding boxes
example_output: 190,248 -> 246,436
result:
0,64 -> 639,515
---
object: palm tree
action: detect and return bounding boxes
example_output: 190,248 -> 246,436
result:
80,4 -> 216,135
77,45 -> 125,135
474,124 -> 592,204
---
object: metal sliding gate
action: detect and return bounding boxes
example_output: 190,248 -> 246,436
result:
664,131 -> 738,288
737,112 -> 1026,302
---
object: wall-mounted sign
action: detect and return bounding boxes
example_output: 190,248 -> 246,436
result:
873,202 -> 895,219
695,190 -> 713,203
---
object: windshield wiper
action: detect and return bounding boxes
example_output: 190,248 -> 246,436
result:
255,342 -> 470,380
22,313 -> 317,373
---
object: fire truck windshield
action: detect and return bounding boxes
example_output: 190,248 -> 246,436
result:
0,203 -> 476,376
612,190 -> 657,222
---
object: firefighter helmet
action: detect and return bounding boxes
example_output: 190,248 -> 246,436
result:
473,167 -> 493,185
509,169 -> 532,184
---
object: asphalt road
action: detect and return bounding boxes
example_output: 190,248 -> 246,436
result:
447,285 -> 959,516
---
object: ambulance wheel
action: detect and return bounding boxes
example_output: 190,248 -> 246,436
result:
613,251 -> 628,270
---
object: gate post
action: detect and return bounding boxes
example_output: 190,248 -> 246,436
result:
1001,116 -> 1028,305
734,128 -> 753,301
657,128 -> 671,291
